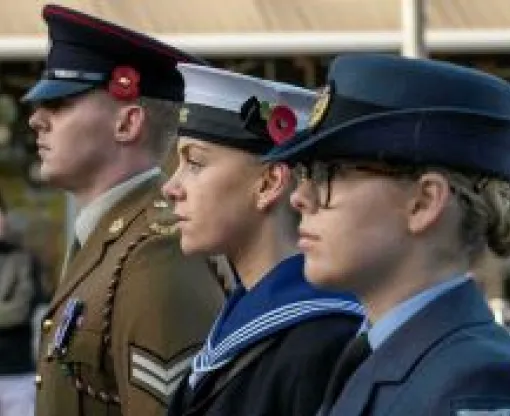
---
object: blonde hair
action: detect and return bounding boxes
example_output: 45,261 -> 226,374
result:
443,170 -> 510,262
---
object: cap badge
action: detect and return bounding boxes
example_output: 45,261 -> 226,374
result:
149,222 -> 178,236
108,66 -> 140,101
153,199 -> 169,208
179,107 -> 190,123
308,84 -> 331,129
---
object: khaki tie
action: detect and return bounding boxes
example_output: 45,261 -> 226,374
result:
60,238 -> 81,281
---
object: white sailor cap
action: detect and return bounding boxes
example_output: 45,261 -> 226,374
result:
177,63 -> 316,154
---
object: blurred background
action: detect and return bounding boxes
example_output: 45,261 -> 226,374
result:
1,0 -> 510,321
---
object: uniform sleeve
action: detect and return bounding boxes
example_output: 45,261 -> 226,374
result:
111,235 -> 224,416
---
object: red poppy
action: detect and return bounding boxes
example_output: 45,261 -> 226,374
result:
267,105 -> 297,145
108,66 -> 140,101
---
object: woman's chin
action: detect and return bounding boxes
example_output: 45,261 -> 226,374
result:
304,260 -> 341,289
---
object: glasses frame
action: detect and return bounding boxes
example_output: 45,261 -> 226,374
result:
293,160 -> 422,208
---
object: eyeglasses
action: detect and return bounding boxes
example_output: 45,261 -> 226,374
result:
293,162 -> 336,208
293,161 -> 421,208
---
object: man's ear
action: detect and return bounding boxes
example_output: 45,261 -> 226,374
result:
114,105 -> 145,144
255,162 -> 292,211
407,172 -> 452,234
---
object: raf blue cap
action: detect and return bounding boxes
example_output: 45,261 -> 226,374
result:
263,54 -> 510,180
177,63 -> 316,154
22,4 -> 206,103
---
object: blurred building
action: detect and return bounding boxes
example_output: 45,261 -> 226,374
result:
1,0 -> 510,294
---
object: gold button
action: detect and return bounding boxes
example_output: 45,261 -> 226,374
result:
42,319 -> 53,332
109,218 -> 124,234
35,374 -> 42,387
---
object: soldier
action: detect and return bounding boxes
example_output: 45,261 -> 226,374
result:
263,54 -> 510,415
23,5 -> 224,416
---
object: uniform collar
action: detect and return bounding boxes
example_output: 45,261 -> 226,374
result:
368,274 -> 470,350
190,254 -> 364,387
75,167 -> 160,245
331,279 -> 495,416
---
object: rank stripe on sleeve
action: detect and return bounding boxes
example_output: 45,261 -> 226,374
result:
129,345 -> 194,403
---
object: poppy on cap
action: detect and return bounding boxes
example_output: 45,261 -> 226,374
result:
177,63 -> 315,154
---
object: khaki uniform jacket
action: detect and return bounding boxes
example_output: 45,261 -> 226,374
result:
36,176 -> 224,416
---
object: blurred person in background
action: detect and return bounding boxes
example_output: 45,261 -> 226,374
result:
163,64 -> 364,416
23,5 -> 224,416
0,190 -> 46,416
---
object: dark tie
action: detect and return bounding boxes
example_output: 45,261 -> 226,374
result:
317,332 -> 372,415
68,238 -> 81,263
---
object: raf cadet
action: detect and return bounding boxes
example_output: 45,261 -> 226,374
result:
264,54 -> 510,415
23,4 -> 224,416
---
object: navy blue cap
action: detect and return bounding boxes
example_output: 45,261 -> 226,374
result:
22,4 -> 207,103
263,54 -> 510,180
177,63 -> 316,154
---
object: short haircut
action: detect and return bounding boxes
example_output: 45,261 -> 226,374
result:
138,97 -> 182,157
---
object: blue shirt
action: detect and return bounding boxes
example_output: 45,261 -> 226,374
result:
368,275 -> 470,350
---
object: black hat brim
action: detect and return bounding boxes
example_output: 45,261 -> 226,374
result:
261,107 -> 510,179
262,107 -> 510,162
21,79 -> 96,103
